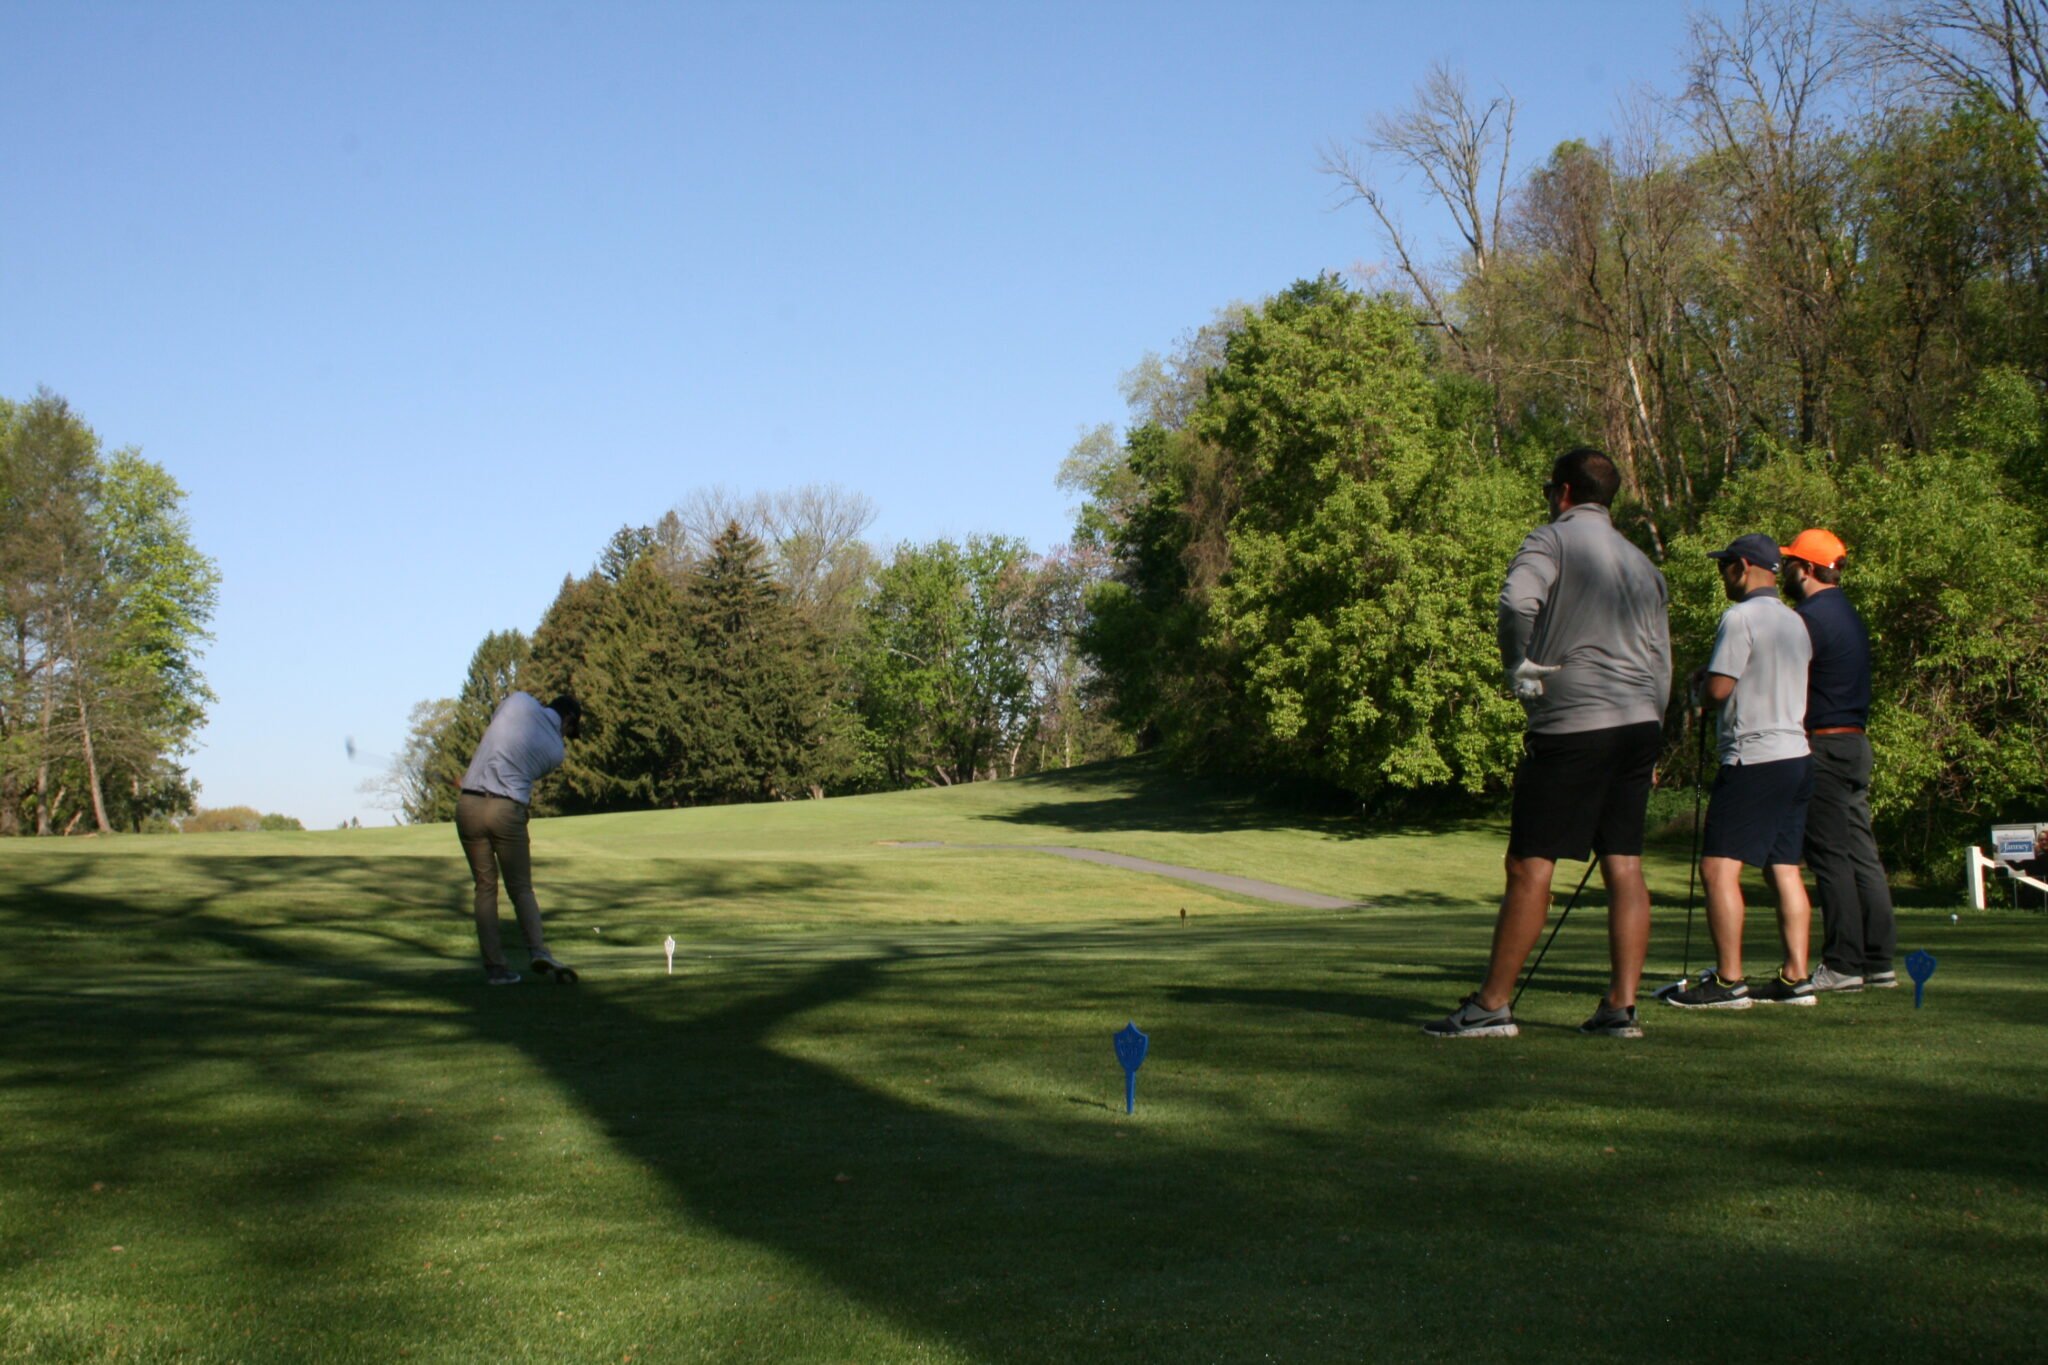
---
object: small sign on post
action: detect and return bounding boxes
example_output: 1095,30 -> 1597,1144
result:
1991,825 -> 2042,865
1114,1022 -> 1149,1115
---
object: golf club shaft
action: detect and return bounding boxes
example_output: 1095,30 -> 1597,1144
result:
1681,707 -> 1707,980
1512,855 -> 1599,1011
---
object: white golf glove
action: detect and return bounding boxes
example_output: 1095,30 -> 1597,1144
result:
1508,658 -> 1562,701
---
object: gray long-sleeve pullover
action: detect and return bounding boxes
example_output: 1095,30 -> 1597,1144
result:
1497,504 -> 1672,735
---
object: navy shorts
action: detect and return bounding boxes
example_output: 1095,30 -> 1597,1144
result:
1508,721 -> 1663,862
1701,755 -> 1815,868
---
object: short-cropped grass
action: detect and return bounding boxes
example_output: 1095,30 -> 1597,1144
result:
2,758 -> 2040,1362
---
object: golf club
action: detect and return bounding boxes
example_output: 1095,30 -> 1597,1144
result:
343,736 -> 392,767
1656,707 -> 1710,1001
1511,855 -> 1599,1012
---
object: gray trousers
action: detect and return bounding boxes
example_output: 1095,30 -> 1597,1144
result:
1803,732 -> 1896,974
455,792 -> 552,971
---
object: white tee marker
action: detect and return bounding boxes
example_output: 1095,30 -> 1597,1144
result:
664,936 -> 676,975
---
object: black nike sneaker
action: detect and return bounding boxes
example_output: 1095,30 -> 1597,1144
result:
1578,998 -> 1643,1038
1749,970 -> 1817,1006
1661,969 -> 1752,1009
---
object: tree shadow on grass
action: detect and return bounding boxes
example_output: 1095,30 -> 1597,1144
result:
976,758 -> 1380,840
4,853 -> 2045,1360
1169,983 -> 1443,1027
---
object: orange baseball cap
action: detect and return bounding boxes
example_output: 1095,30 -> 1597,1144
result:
1781,527 -> 1846,567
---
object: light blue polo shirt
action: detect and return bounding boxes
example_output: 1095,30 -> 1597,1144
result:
461,692 -> 565,804
1707,589 -> 1812,764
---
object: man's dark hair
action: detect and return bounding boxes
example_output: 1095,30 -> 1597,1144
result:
548,695 -> 583,740
1792,559 -> 1841,585
1551,446 -> 1621,507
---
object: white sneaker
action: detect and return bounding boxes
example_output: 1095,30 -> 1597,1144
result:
1810,963 -> 1865,993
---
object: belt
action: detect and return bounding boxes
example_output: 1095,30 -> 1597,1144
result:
1808,726 -> 1864,736
460,787 -> 519,802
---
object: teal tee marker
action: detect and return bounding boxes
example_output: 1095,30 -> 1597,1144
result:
1906,950 -> 1937,1008
1113,1022 -> 1149,1114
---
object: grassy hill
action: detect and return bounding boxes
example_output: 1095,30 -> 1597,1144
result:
2,759 -> 2039,1362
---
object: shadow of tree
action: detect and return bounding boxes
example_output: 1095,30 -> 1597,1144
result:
976,759 -> 1381,839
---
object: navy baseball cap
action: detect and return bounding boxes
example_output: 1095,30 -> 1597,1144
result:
1706,533 -> 1782,571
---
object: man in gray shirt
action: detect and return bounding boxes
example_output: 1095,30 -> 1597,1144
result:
457,691 -> 582,985
1426,447 -> 1672,1040
1664,534 -> 1816,1010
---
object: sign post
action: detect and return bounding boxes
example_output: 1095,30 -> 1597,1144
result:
1113,1023 -> 1149,1115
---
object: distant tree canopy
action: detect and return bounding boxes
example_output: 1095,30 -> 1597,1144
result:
180,806 -> 303,834
1,390 -> 219,836
389,493 -> 1128,820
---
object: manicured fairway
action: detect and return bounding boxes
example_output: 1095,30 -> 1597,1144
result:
2,760 -> 2042,1362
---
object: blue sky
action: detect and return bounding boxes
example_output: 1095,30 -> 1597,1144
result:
1,1 -> 1730,828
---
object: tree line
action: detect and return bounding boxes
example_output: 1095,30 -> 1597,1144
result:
378,488 -> 1129,823
0,391 -> 219,835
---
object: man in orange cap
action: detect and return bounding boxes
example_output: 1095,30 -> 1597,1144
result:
1782,528 -> 1897,991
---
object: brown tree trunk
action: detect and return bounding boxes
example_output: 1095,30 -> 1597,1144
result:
34,671 -> 55,836
77,687 -> 111,834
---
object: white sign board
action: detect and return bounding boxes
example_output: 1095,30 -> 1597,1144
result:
1991,824 -> 2044,865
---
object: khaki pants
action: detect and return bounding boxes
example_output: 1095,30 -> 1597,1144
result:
455,792 -> 551,971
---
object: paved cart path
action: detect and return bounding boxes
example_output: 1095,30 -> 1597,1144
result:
885,842 -> 1358,910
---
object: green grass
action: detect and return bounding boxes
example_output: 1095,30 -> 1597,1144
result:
2,757 -> 2042,1362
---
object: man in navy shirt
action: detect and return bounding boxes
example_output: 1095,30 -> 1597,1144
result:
1783,529 -> 1897,991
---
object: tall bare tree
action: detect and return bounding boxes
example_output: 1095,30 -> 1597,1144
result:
1858,0 -> 2048,173
1321,62 -> 1517,388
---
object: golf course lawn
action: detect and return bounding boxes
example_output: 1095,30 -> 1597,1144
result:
2,758 -> 2041,1363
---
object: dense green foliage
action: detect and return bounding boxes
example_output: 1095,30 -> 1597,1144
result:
1076,283 -> 1548,804
572,524 -> 857,806
0,391 -> 218,836
854,535 -> 1037,787
179,805 -> 303,832
1203,282 -> 1532,799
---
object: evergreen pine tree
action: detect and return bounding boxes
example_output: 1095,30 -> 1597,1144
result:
576,556 -> 695,807
674,522 -> 847,803
525,572 -> 613,813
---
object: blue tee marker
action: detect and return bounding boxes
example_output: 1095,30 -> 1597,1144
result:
1907,950 -> 1937,1008
1114,1022 -> 1149,1114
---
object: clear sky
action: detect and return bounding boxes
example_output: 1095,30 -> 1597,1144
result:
1,0 -> 1733,829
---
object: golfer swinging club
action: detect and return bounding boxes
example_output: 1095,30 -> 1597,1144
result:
456,691 -> 582,985
1426,447 -> 1672,1039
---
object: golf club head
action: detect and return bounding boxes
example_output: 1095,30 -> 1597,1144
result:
1653,978 -> 1688,1000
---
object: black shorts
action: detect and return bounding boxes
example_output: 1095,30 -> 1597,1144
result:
1507,721 -> 1662,862
1701,755 -> 1814,868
